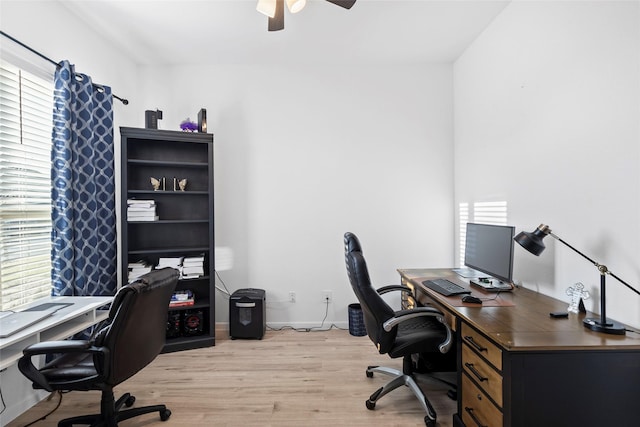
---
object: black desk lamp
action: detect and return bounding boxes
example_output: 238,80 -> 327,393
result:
514,224 -> 640,335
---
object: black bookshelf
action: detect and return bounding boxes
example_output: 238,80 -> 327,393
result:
120,127 -> 215,352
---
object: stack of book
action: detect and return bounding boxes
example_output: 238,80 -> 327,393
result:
169,289 -> 195,308
128,260 -> 152,283
127,199 -> 158,221
157,257 -> 183,271
181,254 -> 205,279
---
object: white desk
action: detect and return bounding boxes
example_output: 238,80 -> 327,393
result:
0,296 -> 112,371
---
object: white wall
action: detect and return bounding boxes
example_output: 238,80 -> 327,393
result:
0,1 -> 140,128
454,0 -> 640,328
137,62 -> 455,327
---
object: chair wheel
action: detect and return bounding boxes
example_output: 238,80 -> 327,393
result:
365,399 -> 376,410
160,408 -> 172,421
424,416 -> 436,427
125,395 -> 136,407
366,370 -> 374,378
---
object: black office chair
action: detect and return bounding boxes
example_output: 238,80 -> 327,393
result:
344,232 -> 454,427
18,267 -> 179,427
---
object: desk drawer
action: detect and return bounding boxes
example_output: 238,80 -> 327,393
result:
461,323 -> 502,370
462,373 -> 503,427
462,344 -> 503,407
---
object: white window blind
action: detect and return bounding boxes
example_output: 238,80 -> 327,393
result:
459,201 -> 508,266
0,62 -> 53,310
472,201 -> 508,226
458,202 -> 469,265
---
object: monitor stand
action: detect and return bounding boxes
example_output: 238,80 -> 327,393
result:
470,278 -> 513,292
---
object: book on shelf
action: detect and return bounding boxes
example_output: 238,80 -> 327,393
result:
169,290 -> 195,307
127,215 -> 159,222
182,260 -> 204,268
127,199 -> 156,207
181,253 -> 205,278
168,299 -> 195,308
128,260 -> 152,283
157,257 -> 183,270
127,207 -> 156,212
182,265 -> 204,275
183,254 -> 205,263
127,199 -> 158,221
127,209 -> 157,216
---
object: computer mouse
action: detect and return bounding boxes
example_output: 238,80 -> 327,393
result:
462,295 -> 483,304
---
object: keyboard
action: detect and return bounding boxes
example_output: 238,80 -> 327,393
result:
422,278 -> 471,297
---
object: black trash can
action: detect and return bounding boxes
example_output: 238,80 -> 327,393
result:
229,288 -> 266,339
348,303 -> 366,336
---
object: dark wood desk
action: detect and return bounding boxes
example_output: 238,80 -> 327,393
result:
398,269 -> 640,427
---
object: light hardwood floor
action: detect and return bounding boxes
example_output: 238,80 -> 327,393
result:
7,329 -> 456,427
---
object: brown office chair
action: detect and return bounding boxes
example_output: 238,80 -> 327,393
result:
344,232 -> 454,427
18,267 -> 179,427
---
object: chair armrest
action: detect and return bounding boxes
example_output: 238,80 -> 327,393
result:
382,307 -> 454,354
18,340 -> 106,392
376,285 -> 412,295
377,285 -> 418,306
22,340 -> 91,357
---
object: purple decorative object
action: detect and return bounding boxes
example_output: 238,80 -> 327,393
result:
180,118 -> 198,132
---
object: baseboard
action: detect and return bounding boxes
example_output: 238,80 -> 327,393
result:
214,321 -> 349,340
265,321 -> 349,331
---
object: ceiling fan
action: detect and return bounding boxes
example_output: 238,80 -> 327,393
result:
256,0 -> 357,31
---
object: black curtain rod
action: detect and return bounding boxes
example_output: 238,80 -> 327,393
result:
1,31 -> 129,105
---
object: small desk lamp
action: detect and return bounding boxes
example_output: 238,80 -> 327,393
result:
514,224 -> 640,335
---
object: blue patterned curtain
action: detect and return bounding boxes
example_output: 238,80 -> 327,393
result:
51,60 -> 117,296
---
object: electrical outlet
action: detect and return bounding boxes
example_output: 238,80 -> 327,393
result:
322,290 -> 332,303
289,291 -> 296,303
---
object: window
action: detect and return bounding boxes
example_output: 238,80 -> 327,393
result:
458,202 -> 469,265
471,201 -> 508,226
0,62 -> 53,310
458,201 -> 508,266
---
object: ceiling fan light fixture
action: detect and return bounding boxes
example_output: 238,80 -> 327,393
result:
286,0 -> 306,14
256,0 -> 277,18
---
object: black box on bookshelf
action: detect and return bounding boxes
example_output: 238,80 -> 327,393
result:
197,108 -> 207,133
182,309 -> 204,336
166,311 -> 182,339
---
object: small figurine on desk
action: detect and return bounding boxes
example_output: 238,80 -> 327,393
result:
566,282 -> 589,313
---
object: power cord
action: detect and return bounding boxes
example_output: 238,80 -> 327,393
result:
23,391 -> 64,427
0,370 -> 6,416
214,270 -> 232,297
479,290 -> 504,301
267,298 -> 348,333
0,368 -> 64,426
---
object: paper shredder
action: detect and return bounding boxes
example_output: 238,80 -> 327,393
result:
229,288 -> 266,339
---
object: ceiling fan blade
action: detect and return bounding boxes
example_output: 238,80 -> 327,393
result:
268,0 -> 285,31
325,0 -> 356,9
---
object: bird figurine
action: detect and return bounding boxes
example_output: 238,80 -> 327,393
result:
178,178 -> 187,191
150,177 -> 161,191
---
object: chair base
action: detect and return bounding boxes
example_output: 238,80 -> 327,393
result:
58,390 -> 171,427
365,365 -> 437,427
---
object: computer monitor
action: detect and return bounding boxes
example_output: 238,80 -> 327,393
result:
463,222 -> 515,284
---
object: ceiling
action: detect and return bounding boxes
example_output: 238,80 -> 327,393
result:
61,0 -> 510,66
